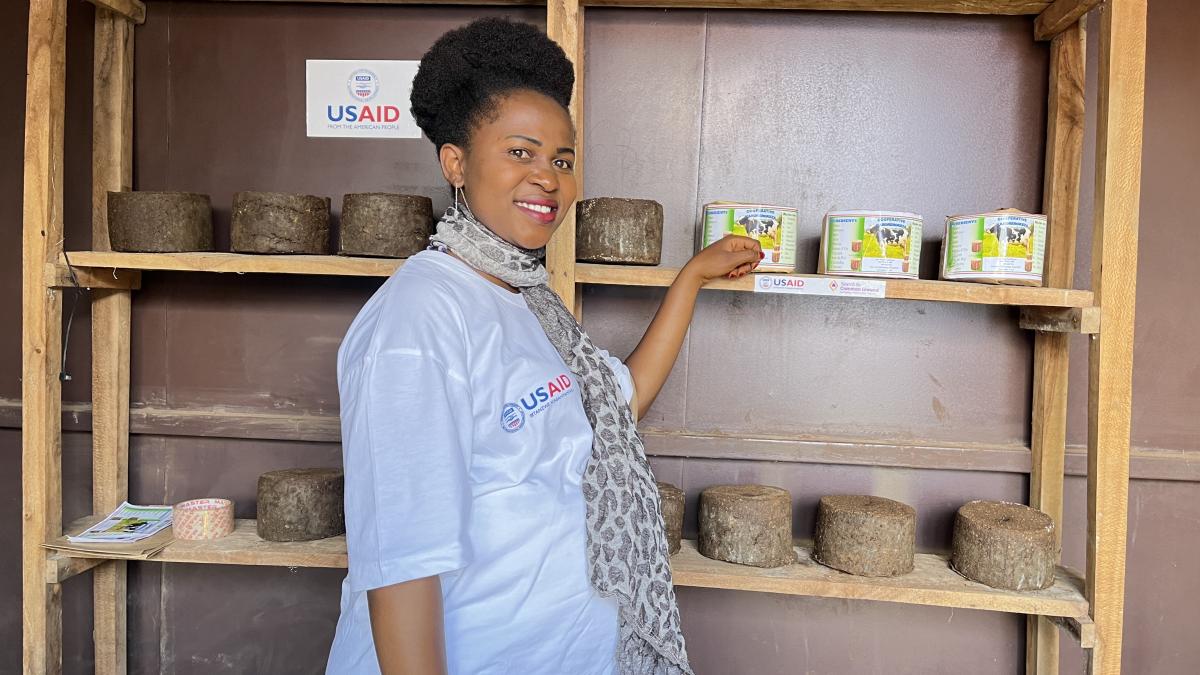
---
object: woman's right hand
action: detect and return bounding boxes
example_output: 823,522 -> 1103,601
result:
680,234 -> 764,287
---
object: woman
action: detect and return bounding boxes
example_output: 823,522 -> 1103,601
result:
326,18 -> 762,675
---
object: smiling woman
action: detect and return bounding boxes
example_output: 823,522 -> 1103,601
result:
326,17 -> 762,675
438,90 -> 577,251
410,18 -> 578,252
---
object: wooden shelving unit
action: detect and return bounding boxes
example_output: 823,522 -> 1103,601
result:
21,0 -> 1144,674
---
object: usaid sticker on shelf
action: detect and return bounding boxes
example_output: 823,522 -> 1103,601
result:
753,275 -> 887,298
306,60 -> 421,138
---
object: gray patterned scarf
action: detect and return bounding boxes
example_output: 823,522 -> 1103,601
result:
429,201 -> 693,675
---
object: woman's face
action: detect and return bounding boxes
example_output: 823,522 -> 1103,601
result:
440,89 -> 577,250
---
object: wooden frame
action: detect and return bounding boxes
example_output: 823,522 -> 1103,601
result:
22,1 -> 67,671
21,1 -> 1145,674
90,7 -> 136,674
1027,17 -> 1087,674
1086,2 -> 1145,672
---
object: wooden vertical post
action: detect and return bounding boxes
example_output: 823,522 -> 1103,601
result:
546,0 -> 584,317
89,288 -> 131,675
22,1 -> 68,673
92,7 -> 134,250
1027,18 -> 1086,675
1087,1 -> 1146,673
91,9 -> 136,674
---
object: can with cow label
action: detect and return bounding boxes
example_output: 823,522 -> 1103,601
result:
941,209 -> 1046,286
818,211 -> 923,279
700,202 -> 798,273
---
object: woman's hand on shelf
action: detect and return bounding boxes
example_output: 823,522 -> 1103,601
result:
678,234 -> 763,288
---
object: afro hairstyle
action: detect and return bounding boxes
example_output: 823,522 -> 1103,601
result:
410,18 -> 575,152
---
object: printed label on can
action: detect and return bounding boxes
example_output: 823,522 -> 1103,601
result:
701,204 -> 798,272
822,212 -> 922,279
942,212 -> 1046,283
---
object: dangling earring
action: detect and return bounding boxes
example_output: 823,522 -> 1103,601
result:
454,183 -> 477,221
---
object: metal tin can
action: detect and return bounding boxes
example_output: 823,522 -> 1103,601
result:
819,210 -> 923,279
700,202 -> 798,273
941,209 -> 1046,286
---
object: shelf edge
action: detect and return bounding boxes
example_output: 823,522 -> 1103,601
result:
48,519 -> 1089,619
577,264 -> 1095,308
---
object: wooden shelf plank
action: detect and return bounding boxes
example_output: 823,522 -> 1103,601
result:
213,0 -> 544,6
51,519 -> 1087,618
208,0 -> 1052,13
60,252 -> 1094,307
155,520 -> 348,567
585,0 -> 1050,13
670,540 -> 1089,617
52,517 -> 347,568
59,254 -> 1094,307
578,263 -> 1095,308
61,251 -> 402,277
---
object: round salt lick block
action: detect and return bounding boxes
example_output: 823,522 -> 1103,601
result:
576,197 -> 663,265
698,484 -> 794,568
256,468 -> 345,542
231,191 -> 331,254
813,495 -> 916,577
656,482 -> 685,556
338,193 -> 434,258
107,191 -> 213,252
951,500 -> 1057,591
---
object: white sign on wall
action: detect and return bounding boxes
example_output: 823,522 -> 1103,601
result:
753,275 -> 887,299
305,60 -> 421,139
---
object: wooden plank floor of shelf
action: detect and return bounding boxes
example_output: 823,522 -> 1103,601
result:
52,517 -> 347,568
49,519 -> 1088,618
60,252 -> 1095,308
671,540 -> 1087,617
578,263 -> 1095,307
212,0 -> 1057,16
61,250 -> 402,277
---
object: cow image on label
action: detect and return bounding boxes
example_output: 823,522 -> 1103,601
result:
986,221 -> 1032,253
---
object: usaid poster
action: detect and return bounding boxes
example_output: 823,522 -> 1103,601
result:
305,60 -> 421,138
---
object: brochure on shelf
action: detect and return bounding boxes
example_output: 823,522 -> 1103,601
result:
43,502 -> 176,560
66,502 -> 172,544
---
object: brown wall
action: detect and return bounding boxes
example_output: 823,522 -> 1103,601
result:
0,6 -> 28,666
2,1 -> 1197,673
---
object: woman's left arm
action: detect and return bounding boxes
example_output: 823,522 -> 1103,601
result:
625,235 -> 762,419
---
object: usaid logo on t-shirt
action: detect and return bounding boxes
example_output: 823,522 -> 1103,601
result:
500,373 -> 575,432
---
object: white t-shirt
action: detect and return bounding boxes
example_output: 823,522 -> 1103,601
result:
326,250 -> 633,675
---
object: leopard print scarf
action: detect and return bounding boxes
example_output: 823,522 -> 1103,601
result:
429,201 -> 693,675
